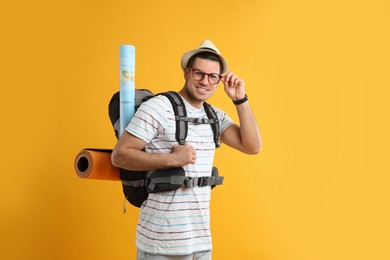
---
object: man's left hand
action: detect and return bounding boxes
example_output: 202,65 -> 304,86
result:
221,72 -> 246,101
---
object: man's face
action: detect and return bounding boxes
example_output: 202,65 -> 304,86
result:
183,57 -> 221,107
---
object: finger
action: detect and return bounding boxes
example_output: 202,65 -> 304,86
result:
222,72 -> 233,83
189,155 -> 196,164
227,75 -> 238,86
234,77 -> 241,86
238,78 -> 245,86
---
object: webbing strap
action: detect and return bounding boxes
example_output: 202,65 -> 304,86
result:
147,175 -> 187,191
121,179 -> 146,188
160,92 -> 187,145
184,176 -> 224,188
147,175 -> 224,191
184,117 -> 210,124
203,102 -> 221,148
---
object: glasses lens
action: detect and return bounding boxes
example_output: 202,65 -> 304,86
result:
192,69 -> 204,80
208,73 -> 221,84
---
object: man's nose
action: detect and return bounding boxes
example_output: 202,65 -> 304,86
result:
200,74 -> 209,85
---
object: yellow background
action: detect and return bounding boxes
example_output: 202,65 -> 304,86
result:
1,0 -> 389,259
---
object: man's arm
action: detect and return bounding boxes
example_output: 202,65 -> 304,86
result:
220,72 -> 262,154
111,130 -> 197,171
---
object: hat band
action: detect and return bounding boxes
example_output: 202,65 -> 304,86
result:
200,47 -> 218,53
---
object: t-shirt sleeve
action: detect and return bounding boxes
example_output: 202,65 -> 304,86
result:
125,96 -> 170,143
211,105 -> 234,136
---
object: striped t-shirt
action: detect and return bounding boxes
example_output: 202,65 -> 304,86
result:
126,94 -> 233,255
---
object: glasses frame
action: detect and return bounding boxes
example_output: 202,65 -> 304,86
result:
187,68 -> 223,85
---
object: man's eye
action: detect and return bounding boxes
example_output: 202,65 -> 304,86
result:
194,71 -> 204,77
209,74 -> 218,80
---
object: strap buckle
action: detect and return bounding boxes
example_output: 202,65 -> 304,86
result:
183,177 -> 213,187
184,177 -> 194,188
194,118 -> 209,124
198,177 -> 211,187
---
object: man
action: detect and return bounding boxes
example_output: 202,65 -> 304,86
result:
111,39 -> 261,260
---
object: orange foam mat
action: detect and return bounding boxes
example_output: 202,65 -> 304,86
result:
74,148 -> 120,180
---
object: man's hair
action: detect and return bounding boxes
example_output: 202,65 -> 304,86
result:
187,52 -> 223,74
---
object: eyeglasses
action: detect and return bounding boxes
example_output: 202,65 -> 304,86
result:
188,68 -> 223,84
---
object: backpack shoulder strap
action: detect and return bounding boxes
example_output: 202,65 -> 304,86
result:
203,102 -> 221,148
156,91 -> 220,148
158,91 -> 188,145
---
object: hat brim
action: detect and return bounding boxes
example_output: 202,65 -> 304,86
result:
181,49 -> 229,75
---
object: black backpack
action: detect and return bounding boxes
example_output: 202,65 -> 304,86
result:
108,90 -> 224,209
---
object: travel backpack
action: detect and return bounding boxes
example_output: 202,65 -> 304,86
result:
108,90 -> 224,209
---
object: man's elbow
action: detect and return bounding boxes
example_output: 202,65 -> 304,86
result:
111,148 -> 123,168
244,142 -> 262,155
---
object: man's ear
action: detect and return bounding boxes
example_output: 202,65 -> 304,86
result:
184,68 -> 189,80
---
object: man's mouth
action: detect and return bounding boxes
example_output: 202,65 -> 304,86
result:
196,86 -> 209,94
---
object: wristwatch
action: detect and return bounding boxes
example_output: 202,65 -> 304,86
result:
233,94 -> 248,105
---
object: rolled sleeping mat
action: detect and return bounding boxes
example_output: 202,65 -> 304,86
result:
74,148 -> 120,180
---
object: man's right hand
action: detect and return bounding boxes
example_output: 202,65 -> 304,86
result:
171,144 -> 197,166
